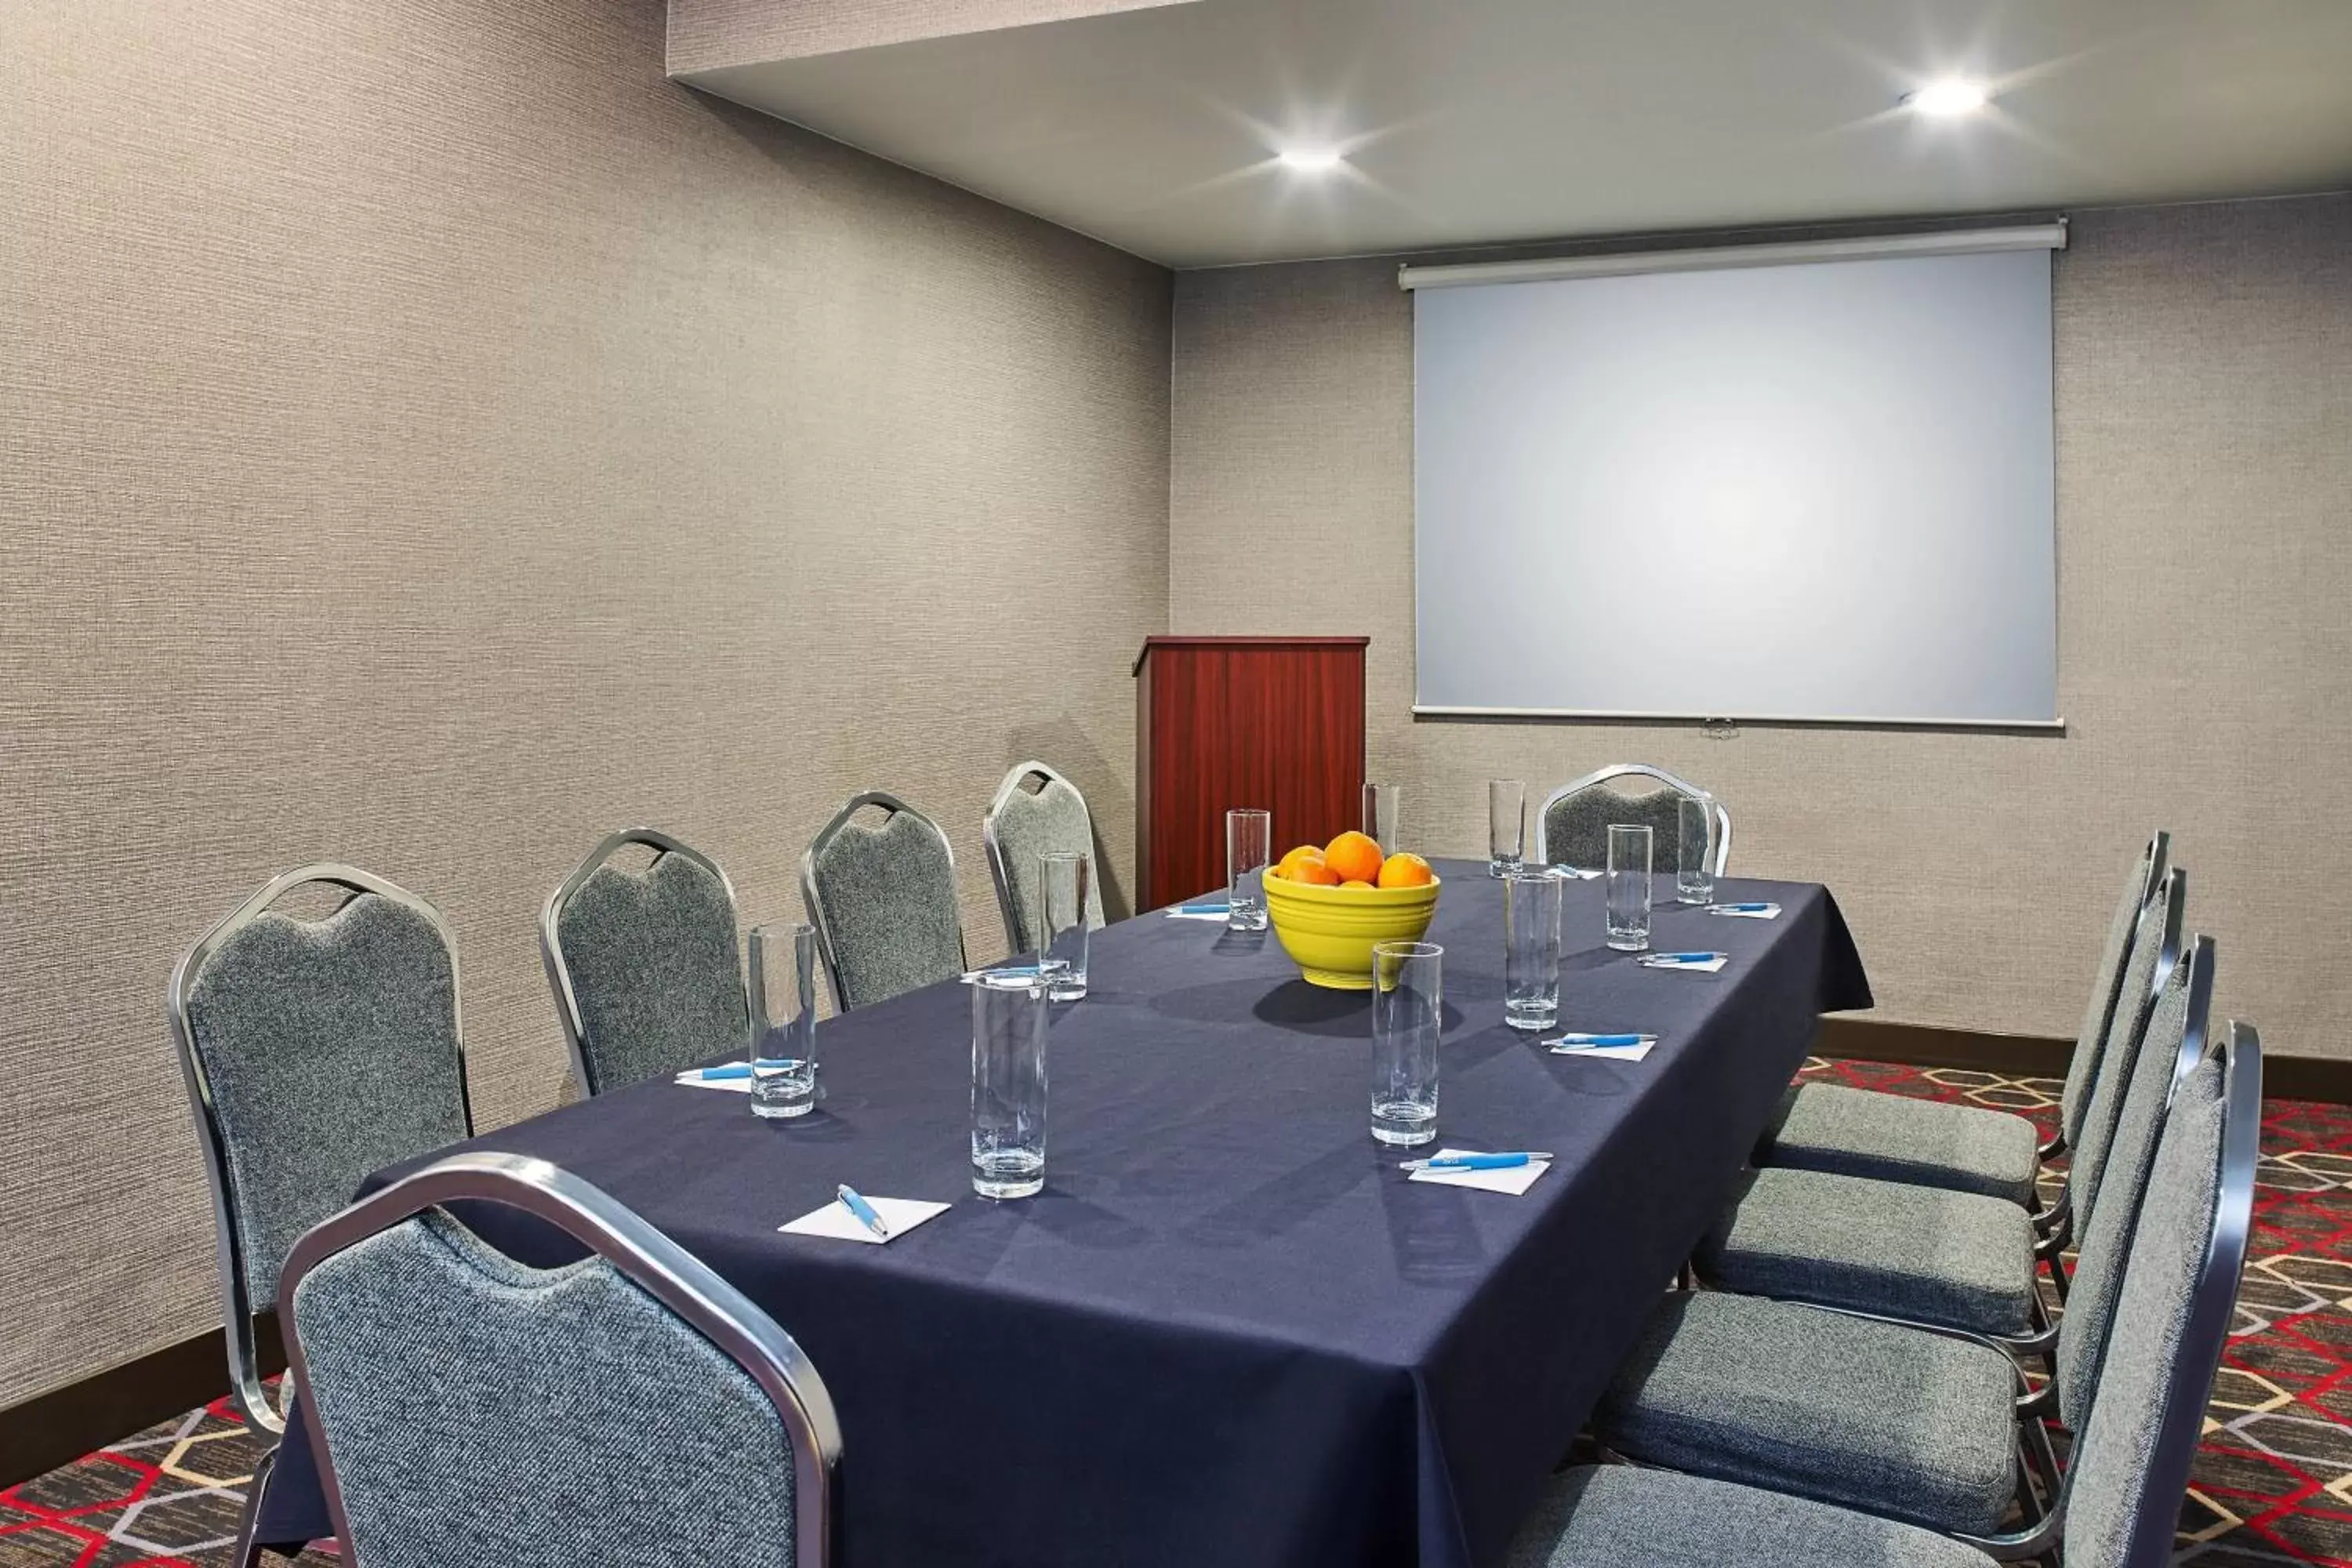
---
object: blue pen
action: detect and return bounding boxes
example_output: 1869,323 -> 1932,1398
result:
1708,902 -> 1776,913
1547,1033 -> 1650,1048
1642,952 -> 1724,964
695,1059 -> 793,1080
1399,1151 -> 1554,1171
1175,901 -> 1230,915
835,1185 -> 891,1240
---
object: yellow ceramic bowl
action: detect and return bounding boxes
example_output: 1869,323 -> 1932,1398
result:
1263,870 -> 1443,990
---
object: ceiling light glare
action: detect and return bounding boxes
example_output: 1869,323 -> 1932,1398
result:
1904,79 -> 1989,117
1278,147 -> 1345,172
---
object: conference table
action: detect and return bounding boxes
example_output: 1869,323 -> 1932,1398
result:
256,858 -> 1869,1567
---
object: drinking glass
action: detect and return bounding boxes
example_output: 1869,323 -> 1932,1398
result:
1226,808 -> 1271,931
1606,825 -> 1653,952
1675,793 -> 1716,906
1370,942 -> 1443,1146
971,971 -> 1049,1199
1503,868 -> 1563,1031
1037,849 -> 1091,1002
746,923 -> 818,1119
1363,782 -> 1400,848
1488,779 -> 1526,877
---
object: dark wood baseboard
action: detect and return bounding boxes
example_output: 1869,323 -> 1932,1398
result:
0,1316 -> 282,1489
1818,1015 -> 2352,1104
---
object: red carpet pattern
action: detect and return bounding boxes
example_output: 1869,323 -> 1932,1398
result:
5,1059 -> 2350,1565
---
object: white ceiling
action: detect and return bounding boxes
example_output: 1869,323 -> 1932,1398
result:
679,0 -> 2352,269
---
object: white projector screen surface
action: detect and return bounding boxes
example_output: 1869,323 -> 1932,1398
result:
1413,249 -> 2058,724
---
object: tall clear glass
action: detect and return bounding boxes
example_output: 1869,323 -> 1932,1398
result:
1226,808 -> 1271,931
1503,868 -> 1563,1032
1675,793 -> 1716,906
971,971 -> 1049,1200
1037,849 -> 1091,1003
1370,942 -> 1443,1146
1488,779 -> 1526,877
747,923 -> 818,1119
1363,782 -> 1400,848
1606,825 -> 1653,953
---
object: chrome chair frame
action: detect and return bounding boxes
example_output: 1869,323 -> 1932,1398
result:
168,863 -> 474,1443
539,826 -> 745,1100
1533,764 -> 1733,874
981,760 -> 1097,956
800,789 -> 967,1014
264,1151 -> 842,1568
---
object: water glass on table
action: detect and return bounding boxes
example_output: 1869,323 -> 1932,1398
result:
1370,941 -> 1443,1146
1503,867 -> 1563,1031
971,971 -> 1049,1199
746,922 -> 818,1119
1037,849 -> 1091,1002
1363,782 -> 1400,848
1488,779 -> 1526,877
1675,793 -> 1716,906
1226,808 -> 1271,931
1606,824 -> 1653,953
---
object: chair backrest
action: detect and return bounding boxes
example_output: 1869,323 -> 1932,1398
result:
1534,764 -> 1731,877
2060,1022 -> 2259,1568
2058,832 -> 2172,1150
802,791 -> 966,1012
281,1152 -> 840,1568
982,761 -> 1106,956
2063,866 -> 2187,1233
2054,933 -> 2214,1425
169,864 -> 474,1433
543,829 -> 750,1097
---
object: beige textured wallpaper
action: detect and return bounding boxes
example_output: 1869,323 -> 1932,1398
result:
1171,195 -> 2351,1058
0,0 -> 1170,1406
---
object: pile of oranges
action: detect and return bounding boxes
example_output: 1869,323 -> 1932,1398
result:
1271,831 -> 1435,891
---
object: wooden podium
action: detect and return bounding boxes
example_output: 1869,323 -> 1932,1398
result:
1132,635 -> 1370,909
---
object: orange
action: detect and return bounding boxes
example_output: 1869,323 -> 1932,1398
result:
1340,879 -> 1376,891
1377,851 -> 1435,889
1323,830 -> 1385,884
1281,855 -> 1341,887
1276,844 -> 1328,880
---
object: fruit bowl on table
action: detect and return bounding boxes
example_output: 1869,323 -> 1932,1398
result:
1264,866 -> 1442,990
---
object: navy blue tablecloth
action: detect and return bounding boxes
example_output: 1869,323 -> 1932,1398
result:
257,861 -> 1867,1566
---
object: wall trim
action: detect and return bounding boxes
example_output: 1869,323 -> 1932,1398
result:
1819,1015 -> 2352,1103
0,1318 -> 281,1489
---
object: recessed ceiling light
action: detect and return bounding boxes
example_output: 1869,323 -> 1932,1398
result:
1904,78 -> 1989,117
1278,147 -> 1345,172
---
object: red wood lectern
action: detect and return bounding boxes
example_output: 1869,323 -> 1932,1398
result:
1132,635 -> 1370,909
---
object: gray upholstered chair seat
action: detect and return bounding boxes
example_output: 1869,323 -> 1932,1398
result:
1505,1465 -> 1998,1568
1757,1083 -> 2041,1206
1592,1290 -> 2020,1537
1697,1167 -> 2038,1336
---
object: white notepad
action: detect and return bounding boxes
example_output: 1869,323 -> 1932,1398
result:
779,1196 -> 952,1245
1546,1038 -> 1657,1062
1703,903 -> 1781,920
1164,909 -> 1230,922
1407,1150 -> 1554,1196
1639,956 -> 1727,975
675,1065 -> 752,1094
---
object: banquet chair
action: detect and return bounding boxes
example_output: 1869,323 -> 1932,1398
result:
1696,880 -> 2194,1341
170,865 -> 474,1560
1508,1024 -> 2256,1567
982,760 -> 1106,956
1759,831 -> 2169,1205
1579,993 -> 2250,1552
543,828 -> 750,1096
1534,764 -> 1730,876
802,790 -> 966,1011
258,1151 -> 840,1568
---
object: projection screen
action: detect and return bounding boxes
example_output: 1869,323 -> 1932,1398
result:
1409,232 -> 2062,726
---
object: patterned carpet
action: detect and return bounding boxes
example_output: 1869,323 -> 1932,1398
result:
6,1058 -> 2351,1566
